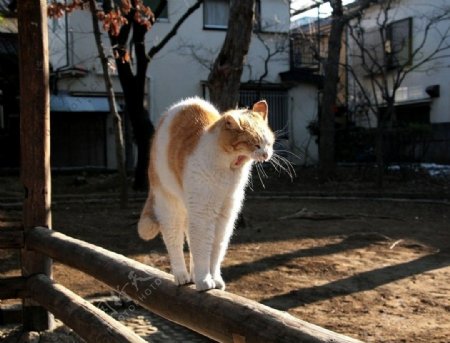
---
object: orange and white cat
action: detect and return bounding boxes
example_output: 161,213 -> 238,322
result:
138,97 -> 274,291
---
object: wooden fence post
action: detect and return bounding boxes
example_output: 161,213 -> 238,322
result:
17,0 -> 53,331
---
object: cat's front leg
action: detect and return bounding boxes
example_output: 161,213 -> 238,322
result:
210,199 -> 240,291
211,188 -> 245,290
187,215 -> 217,291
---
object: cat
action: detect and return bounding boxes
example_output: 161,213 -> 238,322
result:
138,97 -> 274,291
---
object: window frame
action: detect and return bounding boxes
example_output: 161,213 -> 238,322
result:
203,0 -> 229,30
203,0 -> 261,31
144,0 -> 169,21
385,17 -> 413,69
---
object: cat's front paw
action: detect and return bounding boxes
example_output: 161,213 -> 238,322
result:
195,275 -> 216,291
213,275 -> 226,291
173,271 -> 191,286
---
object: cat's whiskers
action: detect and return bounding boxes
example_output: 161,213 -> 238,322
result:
269,153 -> 296,180
247,167 -> 255,191
258,162 -> 269,178
275,148 -> 304,160
254,162 -> 266,189
274,127 -> 289,139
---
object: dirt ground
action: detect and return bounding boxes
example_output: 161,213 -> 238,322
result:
1,167 -> 449,342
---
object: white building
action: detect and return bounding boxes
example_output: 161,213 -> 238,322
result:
48,0 -> 319,169
347,0 -> 450,163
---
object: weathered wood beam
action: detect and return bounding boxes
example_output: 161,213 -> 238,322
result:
0,276 -> 26,300
26,274 -> 147,343
17,0 -> 53,331
0,230 -> 24,249
27,227 -> 362,343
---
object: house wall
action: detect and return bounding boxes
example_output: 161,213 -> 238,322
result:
147,0 -> 290,123
48,15 -> 69,70
52,0 -> 290,117
288,85 -> 319,164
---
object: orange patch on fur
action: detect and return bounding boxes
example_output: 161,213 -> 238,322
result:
168,104 -> 221,187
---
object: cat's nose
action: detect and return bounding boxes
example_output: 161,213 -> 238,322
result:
262,152 -> 268,160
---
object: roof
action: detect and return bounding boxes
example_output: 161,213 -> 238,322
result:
50,93 -> 112,112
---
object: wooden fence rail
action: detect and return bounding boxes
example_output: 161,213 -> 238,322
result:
27,274 -> 147,343
26,226 -> 362,343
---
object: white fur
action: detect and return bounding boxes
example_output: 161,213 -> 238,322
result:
150,98 -> 253,291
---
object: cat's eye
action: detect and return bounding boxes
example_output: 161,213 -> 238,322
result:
255,144 -> 261,149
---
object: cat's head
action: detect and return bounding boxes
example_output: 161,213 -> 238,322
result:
219,100 -> 275,168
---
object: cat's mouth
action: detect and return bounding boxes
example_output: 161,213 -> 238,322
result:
233,155 -> 249,167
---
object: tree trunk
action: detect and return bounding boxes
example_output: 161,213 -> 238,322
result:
208,0 -> 255,112
375,100 -> 395,189
375,119 -> 384,189
319,0 -> 345,181
90,0 -> 128,207
103,0 -> 155,191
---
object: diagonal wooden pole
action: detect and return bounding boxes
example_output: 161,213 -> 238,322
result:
17,0 -> 53,331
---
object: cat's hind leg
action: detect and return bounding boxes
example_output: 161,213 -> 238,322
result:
155,191 -> 190,286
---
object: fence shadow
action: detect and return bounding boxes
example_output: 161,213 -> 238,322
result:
223,235 -> 386,282
261,250 -> 450,311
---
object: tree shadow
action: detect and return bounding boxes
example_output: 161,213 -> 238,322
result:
223,234 -> 386,282
261,250 -> 450,311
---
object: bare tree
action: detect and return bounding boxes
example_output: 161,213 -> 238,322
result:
88,0 -> 128,207
318,0 -> 374,181
179,27 -> 289,89
346,0 -> 450,186
207,0 -> 255,112
49,0 -> 203,190
102,0 -> 203,189
254,30 -> 289,87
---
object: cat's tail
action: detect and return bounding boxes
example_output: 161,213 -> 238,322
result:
137,195 -> 160,241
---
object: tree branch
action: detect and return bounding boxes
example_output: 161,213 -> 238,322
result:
147,0 -> 204,60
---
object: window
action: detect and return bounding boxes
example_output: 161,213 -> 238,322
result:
145,0 -> 168,20
385,18 -> 412,68
204,0 -> 229,29
291,34 -> 318,69
203,0 -> 261,31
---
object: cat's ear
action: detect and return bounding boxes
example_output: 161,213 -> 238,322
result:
224,112 -> 242,130
252,100 -> 268,121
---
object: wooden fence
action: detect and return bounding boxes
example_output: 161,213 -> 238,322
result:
0,1 -> 364,342
1,226 -> 362,343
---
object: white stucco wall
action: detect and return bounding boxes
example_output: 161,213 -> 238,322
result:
50,1 -> 290,117
288,85 -> 319,165
48,15 -> 69,70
